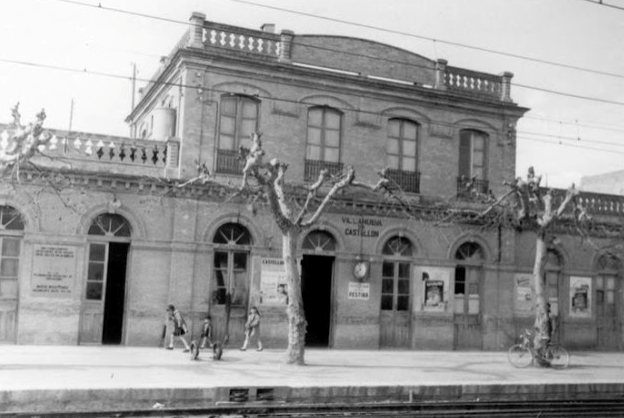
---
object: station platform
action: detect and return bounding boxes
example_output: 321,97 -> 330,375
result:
1,345 -> 624,413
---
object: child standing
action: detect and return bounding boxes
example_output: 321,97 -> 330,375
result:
165,304 -> 191,352
199,314 -> 213,349
240,306 -> 262,351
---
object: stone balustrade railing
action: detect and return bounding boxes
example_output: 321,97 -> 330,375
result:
444,66 -> 504,100
0,126 -> 178,171
202,22 -> 282,58
548,188 -> 624,217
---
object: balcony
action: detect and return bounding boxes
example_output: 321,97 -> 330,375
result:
385,169 -> 420,194
215,149 -> 244,175
304,159 -> 344,182
457,177 -> 490,201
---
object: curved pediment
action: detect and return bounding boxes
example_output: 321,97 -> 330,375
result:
291,35 -> 436,86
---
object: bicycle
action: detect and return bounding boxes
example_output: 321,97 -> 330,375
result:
507,329 -> 570,369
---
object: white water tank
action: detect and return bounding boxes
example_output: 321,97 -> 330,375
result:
151,107 -> 176,141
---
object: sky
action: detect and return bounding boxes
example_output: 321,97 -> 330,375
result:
1,0 -> 623,188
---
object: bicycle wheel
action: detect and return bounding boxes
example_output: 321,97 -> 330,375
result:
547,345 -> 569,369
508,344 -> 533,368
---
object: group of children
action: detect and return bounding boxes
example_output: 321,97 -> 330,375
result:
164,304 -> 262,352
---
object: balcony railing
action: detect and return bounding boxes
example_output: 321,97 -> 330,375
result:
457,177 -> 490,200
385,169 -> 420,194
304,159 -> 344,182
215,149 -> 243,175
548,188 -> 624,217
444,66 -> 502,100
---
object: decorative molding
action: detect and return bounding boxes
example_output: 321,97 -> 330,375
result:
428,123 -> 454,139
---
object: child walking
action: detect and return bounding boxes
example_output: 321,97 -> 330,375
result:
199,314 -> 213,349
240,306 -> 262,351
165,304 -> 191,352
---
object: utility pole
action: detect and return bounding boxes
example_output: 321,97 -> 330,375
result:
130,62 -> 137,138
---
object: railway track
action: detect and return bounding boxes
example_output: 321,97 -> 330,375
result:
4,399 -> 624,418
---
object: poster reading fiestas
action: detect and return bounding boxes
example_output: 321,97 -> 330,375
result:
569,276 -> 591,318
259,258 -> 289,305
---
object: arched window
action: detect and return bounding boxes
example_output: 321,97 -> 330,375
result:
216,94 -> 259,174
88,214 -> 131,237
0,206 -> 23,342
382,236 -> 413,257
305,106 -> 343,180
212,223 -> 252,306
455,242 -> 484,262
302,230 -> 336,252
458,129 -> 489,196
386,119 -> 420,193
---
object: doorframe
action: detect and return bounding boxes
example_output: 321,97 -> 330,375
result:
80,236 -> 131,345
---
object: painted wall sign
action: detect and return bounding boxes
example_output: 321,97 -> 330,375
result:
259,258 -> 288,305
569,276 -> 592,318
348,282 -> 370,300
31,244 -> 77,297
341,217 -> 382,238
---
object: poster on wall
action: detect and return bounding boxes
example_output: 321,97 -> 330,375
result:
514,273 -> 534,314
31,244 -> 77,298
419,267 -> 450,311
348,282 -> 370,300
569,276 -> 591,318
259,258 -> 289,305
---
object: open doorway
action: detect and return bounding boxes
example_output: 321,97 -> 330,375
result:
301,255 -> 334,347
102,242 -> 129,344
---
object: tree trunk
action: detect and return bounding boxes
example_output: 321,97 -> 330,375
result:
282,229 -> 306,365
532,232 -> 551,366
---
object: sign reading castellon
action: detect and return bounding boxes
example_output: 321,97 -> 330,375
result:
31,244 -> 77,297
342,217 -> 382,238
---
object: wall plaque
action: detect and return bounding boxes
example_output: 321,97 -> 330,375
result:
31,244 -> 77,297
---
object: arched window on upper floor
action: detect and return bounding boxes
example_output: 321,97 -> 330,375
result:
386,119 -> 420,193
216,94 -> 259,175
458,129 -> 489,198
305,106 -> 343,181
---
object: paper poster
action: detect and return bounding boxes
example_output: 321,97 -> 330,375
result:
569,276 -> 591,318
419,267 -> 450,312
259,258 -> 289,305
514,273 -> 534,314
348,282 -> 370,300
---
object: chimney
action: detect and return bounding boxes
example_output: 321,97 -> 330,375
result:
261,23 -> 275,33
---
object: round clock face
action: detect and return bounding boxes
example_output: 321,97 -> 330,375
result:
354,262 -> 368,279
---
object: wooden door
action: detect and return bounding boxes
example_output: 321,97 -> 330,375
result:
453,266 -> 481,349
380,261 -> 411,348
80,243 -> 108,344
0,236 -> 20,343
596,274 -> 619,350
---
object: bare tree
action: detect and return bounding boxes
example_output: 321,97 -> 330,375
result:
0,103 -> 50,176
239,133 -> 388,365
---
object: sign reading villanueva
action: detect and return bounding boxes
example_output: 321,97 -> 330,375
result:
342,217 -> 382,238
31,244 -> 77,297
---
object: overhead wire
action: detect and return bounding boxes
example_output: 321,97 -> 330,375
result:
41,0 -> 624,117
2,55 -> 624,157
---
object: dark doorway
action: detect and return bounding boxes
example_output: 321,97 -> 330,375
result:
301,255 -> 334,347
102,242 -> 129,344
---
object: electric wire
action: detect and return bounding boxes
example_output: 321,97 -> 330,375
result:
42,0 -> 624,108
2,55 -> 624,156
578,0 -> 624,12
